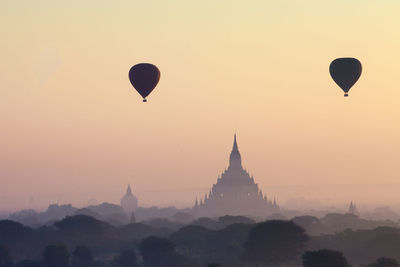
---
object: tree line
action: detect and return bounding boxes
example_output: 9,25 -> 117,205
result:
1,214 -> 400,266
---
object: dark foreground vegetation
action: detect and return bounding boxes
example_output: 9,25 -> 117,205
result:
1,214 -> 400,267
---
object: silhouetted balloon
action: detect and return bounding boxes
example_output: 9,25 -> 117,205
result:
329,58 -> 362,97
129,63 -> 160,102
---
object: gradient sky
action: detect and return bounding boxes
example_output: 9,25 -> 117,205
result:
1,1 -> 400,212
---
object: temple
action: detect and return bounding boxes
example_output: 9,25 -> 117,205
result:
120,184 -> 138,215
192,134 -> 279,217
348,201 -> 359,215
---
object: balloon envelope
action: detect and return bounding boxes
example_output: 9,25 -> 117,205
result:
129,63 -> 160,102
329,58 -> 362,96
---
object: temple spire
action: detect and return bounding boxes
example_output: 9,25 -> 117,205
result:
233,133 -> 238,151
349,201 -> 358,215
229,134 -> 242,168
126,184 -> 132,195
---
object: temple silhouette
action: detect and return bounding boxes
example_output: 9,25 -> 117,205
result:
192,134 -> 279,217
120,185 -> 138,215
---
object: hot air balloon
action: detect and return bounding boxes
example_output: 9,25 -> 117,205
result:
329,58 -> 362,97
129,63 -> 160,102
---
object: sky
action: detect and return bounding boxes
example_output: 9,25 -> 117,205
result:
1,0 -> 400,212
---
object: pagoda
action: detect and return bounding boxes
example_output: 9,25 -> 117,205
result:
193,135 -> 279,217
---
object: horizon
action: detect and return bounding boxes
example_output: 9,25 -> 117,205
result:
2,134 -> 400,213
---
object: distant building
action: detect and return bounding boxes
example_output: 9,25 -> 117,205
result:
348,201 -> 359,215
193,135 -> 279,217
121,185 -> 138,214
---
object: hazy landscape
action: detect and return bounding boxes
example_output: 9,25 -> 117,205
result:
2,0 -> 400,266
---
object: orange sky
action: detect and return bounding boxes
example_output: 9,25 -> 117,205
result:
1,1 -> 400,211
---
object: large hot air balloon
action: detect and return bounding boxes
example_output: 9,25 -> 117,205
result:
129,63 -> 160,102
329,58 -> 362,97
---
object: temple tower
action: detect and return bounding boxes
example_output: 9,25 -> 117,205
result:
193,135 -> 279,217
121,185 -> 138,215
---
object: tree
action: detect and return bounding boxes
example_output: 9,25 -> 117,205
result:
0,246 -> 12,267
291,216 -> 323,235
302,249 -> 349,267
368,257 -> 399,267
43,244 -> 70,267
72,246 -> 93,267
242,220 -> 309,266
218,215 -> 255,227
140,236 -> 191,267
140,237 -> 175,267
15,260 -> 42,267
170,225 -> 213,258
114,250 -> 139,267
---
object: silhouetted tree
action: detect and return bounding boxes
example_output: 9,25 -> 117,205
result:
368,257 -> 399,267
54,215 -> 114,236
218,215 -> 255,227
71,246 -> 93,267
117,223 -> 168,241
43,244 -> 70,267
140,236 -> 191,267
170,225 -> 214,258
0,220 -> 35,260
171,223 -> 252,267
15,260 -> 42,267
0,246 -> 12,267
191,217 -> 218,229
243,220 -> 308,266
140,236 -> 175,267
113,250 -> 139,267
291,216 -> 323,235
213,223 -> 254,266
302,250 -> 349,267
170,212 -> 194,224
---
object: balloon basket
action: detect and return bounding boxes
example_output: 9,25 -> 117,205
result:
143,99 -> 147,102
344,93 -> 348,97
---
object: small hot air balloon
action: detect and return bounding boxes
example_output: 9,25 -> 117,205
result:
129,63 -> 160,102
329,58 -> 362,97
